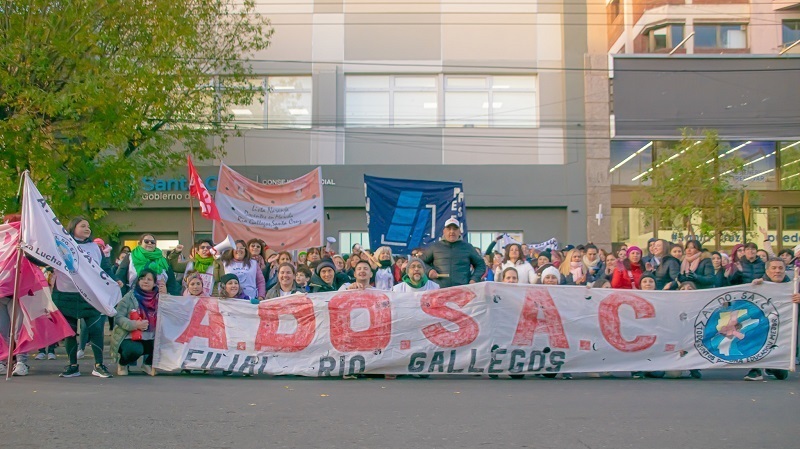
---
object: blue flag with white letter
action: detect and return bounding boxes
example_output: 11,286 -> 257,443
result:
364,175 -> 466,255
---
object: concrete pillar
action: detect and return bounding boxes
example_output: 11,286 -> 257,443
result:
584,54 -> 612,251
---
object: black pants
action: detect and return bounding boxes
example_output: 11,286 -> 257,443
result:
118,339 -> 154,366
64,314 -> 104,365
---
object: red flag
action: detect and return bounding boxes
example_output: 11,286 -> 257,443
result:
187,155 -> 221,221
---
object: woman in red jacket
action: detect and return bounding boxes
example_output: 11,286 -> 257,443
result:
611,246 -> 644,289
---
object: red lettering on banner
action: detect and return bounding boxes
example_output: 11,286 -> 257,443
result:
175,297 -> 228,349
420,288 -> 479,348
329,291 -> 391,352
511,288 -> 569,348
254,296 -> 316,352
598,293 -> 657,352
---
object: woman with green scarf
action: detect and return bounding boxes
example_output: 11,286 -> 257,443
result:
116,234 -> 181,296
167,238 -> 220,296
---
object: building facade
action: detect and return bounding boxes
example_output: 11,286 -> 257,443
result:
108,0 -> 600,253
599,0 -> 800,251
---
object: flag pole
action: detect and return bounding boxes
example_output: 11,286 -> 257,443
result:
792,266 -> 799,372
6,172 -> 26,380
189,195 -> 196,243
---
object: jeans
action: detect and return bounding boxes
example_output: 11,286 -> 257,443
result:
64,314 -> 105,366
118,339 -> 154,366
0,296 -> 28,364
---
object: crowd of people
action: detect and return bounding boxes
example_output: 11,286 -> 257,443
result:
2,215 -> 799,382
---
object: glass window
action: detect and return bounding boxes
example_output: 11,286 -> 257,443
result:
339,232 -> 371,254
225,76 -> 313,129
695,24 -> 747,49
611,207 -> 652,250
267,76 -> 312,129
783,20 -> 800,46
225,77 -> 267,129
445,75 -> 537,128
779,141 -> 800,190
346,75 -> 438,127
784,208 -> 800,234
648,24 -> 684,52
610,140 -> 653,186
723,141 -> 777,190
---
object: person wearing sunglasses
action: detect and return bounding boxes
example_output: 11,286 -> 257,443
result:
116,234 -> 181,296
168,239 -> 218,296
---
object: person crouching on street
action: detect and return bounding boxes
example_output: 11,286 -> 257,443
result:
111,269 -> 162,376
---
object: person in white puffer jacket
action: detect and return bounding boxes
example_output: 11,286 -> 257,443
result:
494,243 -> 536,284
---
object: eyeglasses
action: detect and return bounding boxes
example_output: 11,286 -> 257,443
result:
199,245 -> 212,250
142,239 -> 156,244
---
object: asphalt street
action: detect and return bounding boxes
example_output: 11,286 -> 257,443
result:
2,354 -> 799,449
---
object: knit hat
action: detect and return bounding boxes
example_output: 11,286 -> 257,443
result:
538,250 -> 551,261
541,266 -> 561,282
626,246 -> 642,257
219,273 -> 239,285
407,257 -> 426,270
640,272 -> 655,281
315,258 -> 336,275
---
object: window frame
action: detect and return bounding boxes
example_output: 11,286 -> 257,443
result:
443,75 -> 538,128
694,23 -> 748,49
344,75 -> 439,128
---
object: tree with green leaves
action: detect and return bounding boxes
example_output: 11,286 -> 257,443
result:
636,129 -> 748,247
0,0 -> 272,235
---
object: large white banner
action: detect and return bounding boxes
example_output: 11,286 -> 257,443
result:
154,283 -> 797,376
20,173 -> 121,316
212,164 -> 324,251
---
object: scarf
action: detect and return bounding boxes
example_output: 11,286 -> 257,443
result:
681,252 -> 702,274
252,254 -> 266,271
131,246 -> 170,275
583,255 -> 601,270
402,272 -> 429,289
569,261 -> 584,281
132,284 -> 158,330
193,254 -> 215,273
379,260 -> 392,268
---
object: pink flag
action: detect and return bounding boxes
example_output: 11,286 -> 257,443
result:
212,164 -> 324,251
0,222 -> 74,358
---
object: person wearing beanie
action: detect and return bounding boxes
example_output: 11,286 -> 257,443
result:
393,258 -> 439,292
611,246 -> 643,289
539,266 -> 563,285
639,272 -> 656,290
218,273 -> 249,300
309,258 -> 339,292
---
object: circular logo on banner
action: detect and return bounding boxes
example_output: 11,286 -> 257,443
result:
54,234 -> 80,274
694,290 -> 779,364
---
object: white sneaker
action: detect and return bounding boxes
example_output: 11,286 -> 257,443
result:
47,352 -> 56,360
12,363 -> 29,376
0,364 -> 6,375
35,353 -> 46,360
117,365 -> 129,376
76,349 -> 85,359
142,365 -> 156,376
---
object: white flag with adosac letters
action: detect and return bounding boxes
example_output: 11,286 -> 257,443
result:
20,173 -> 121,316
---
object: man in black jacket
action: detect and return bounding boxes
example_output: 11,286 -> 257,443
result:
421,218 -> 486,288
